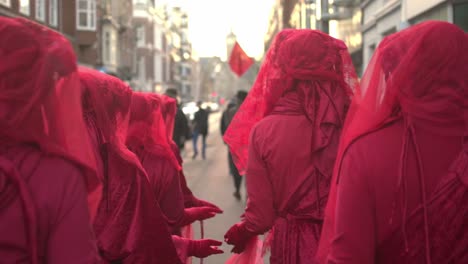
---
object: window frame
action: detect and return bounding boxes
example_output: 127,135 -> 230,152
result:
76,0 -> 97,31
19,0 -> 30,15
0,0 -> 10,7
136,26 -> 146,48
35,0 -> 45,21
48,0 -> 58,27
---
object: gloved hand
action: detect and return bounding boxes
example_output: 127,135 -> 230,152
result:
187,239 -> 224,258
172,236 -> 223,259
224,222 -> 257,254
193,197 -> 223,213
179,206 -> 220,226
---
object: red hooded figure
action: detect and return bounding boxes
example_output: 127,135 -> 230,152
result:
79,69 -> 181,264
127,92 -> 223,262
319,21 -> 468,264
157,95 -> 222,211
0,18 -> 100,263
223,29 -> 356,263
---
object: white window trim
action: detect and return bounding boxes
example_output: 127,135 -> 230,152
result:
76,0 -> 96,31
0,0 -> 10,7
19,0 -> 30,15
35,0 -> 45,21
136,26 -> 146,48
49,0 -> 58,27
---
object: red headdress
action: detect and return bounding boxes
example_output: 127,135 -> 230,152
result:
318,21 -> 468,263
127,92 -> 181,171
223,29 -> 357,175
0,17 -> 100,264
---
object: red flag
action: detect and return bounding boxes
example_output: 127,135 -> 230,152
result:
229,41 -> 254,77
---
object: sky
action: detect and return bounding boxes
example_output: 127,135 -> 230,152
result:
160,0 -> 275,60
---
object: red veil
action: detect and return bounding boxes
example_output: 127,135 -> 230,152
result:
317,21 -> 468,263
127,92 -> 182,191
80,69 -> 181,263
0,18 -> 100,264
158,94 -> 178,141
223,29 -> 357,175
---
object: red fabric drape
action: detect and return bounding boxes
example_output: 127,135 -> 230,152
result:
224,29 -> 356,175
80,69 -> 181,263
317,21 -> 468,264
0,17 -> 101,264
127,92 -> 181,171
229,41 -> 255,77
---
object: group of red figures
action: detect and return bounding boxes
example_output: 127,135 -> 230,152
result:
0,16 -> 467,264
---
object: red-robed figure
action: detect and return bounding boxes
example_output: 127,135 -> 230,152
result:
0,18 -> 101,264
79,69 -> 182,263
126,92 -> 223,261
223,29 -> 357,263
318,21 -> 468,264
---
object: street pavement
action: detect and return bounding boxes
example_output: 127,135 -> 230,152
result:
181,111 -> 249,263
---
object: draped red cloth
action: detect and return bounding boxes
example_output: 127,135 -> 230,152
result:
127,92 -> 186,228
319,21 -> 468,264
79,69 -> 181,264
224,29 -> 356,175
224,29 -> 356,264
127,92 -> 181,171
0,17 -> 100,264
229,41 -> 254,77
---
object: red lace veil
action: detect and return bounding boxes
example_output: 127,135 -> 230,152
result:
158,94 -> 178,140
79,69 -> 181,262
317,21 -> 468,263
79,67 -> 145,176
0,17 -> 100,264
127,92 -> 181,171
223,29 -> 357,175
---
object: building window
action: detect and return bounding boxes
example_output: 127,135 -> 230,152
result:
49,0 -> 58,27
77,0 -> 96,31
0,0 -> 10,7
35,0 -> 45,21
136,26 -> 146,47
103,31 -> 111,64
454,3 -> 468,32
19,0 -> 30,15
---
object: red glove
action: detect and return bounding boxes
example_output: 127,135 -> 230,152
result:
187,239 -> 224,258
193,197 -> 223,213
224,222 -> 257,254
172,236 -> 223,259
179,206 -> 219,226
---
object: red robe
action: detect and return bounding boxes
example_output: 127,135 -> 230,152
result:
328,119 -> 467,263
0,145 -> 98,264
243,94 -> 340,263
138,150 -> 185,227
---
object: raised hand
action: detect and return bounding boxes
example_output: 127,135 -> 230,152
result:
224,222 -> 257,254
179,206 -> 220,226
187,239 -> 224,258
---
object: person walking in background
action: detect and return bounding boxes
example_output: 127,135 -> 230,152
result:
165,88 -> 191,154
319,21 -> 468,264
192,101 -> 209,160
221,91 -> 248,200
223,29 -> 356,263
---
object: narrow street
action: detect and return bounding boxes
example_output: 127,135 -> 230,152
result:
181,112 -> 248,263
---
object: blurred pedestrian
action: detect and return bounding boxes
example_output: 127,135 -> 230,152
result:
221,91 -> 248,200
320,21 -> 468,264
0,17 -> 100,264
80,68 -> 182,263
223,29 -> 356,263
192,101 -> 209,159
165,88 -> 191,154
